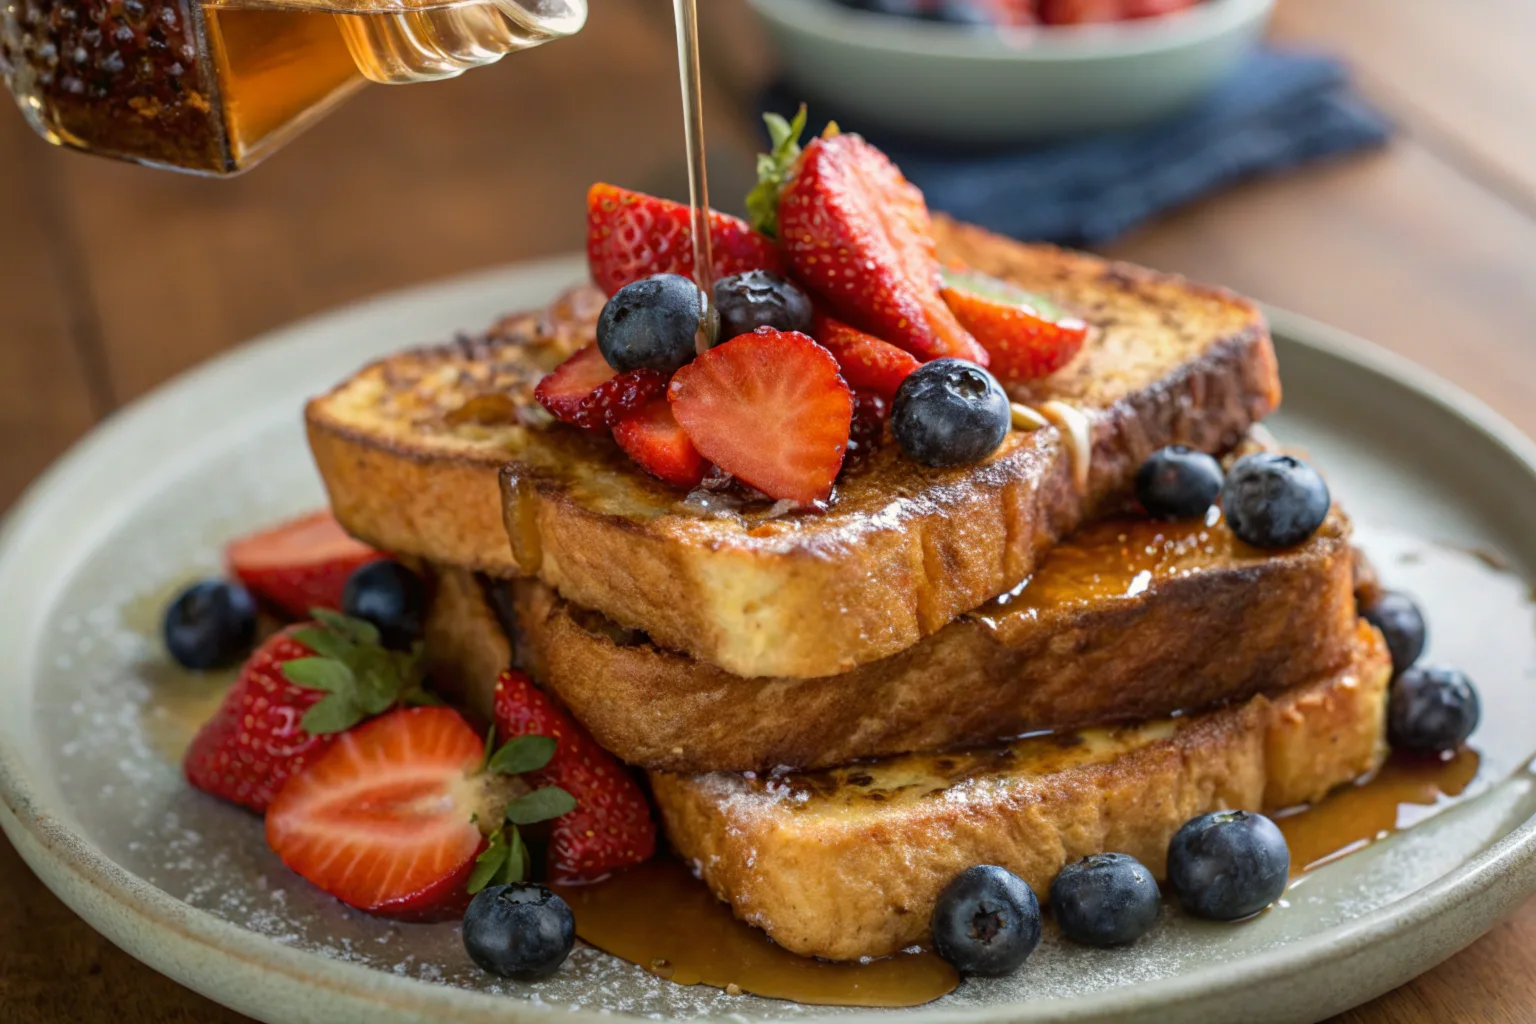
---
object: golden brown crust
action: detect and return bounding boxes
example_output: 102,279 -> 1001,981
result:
502,223 -> 1280,678
308,222 -> 1278,677
650,621 -> 1391,961
514,510 -> 1358,772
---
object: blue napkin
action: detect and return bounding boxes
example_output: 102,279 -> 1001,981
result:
761,47 -> 1391,246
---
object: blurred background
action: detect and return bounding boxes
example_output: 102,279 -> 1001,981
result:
1,0 -> 1535,1018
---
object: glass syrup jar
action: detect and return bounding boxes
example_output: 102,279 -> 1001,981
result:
0,0 -> 584,174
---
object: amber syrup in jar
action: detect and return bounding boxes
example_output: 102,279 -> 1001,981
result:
0,0 -> 584,174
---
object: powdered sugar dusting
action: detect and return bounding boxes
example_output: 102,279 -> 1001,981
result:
25,420 -> 1536,1018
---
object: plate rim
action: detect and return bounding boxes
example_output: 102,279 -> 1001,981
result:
2,262 -> 1534,1024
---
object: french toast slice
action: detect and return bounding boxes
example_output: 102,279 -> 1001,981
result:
650,620 -> 1391,961
308,218 -> 1279,678
512,507 -> 1357,772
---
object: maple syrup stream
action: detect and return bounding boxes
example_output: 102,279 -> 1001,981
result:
671,0 -> 715,355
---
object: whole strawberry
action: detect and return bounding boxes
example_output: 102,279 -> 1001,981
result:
587,183 -> 784,296
183,609 -> 430,813
762,120 -> 987,366
492,670 -> 656,882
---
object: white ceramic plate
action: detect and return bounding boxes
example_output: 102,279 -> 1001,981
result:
2,255 -> 1535,1024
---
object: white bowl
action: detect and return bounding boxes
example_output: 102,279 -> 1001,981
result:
747,0 -> 1275,143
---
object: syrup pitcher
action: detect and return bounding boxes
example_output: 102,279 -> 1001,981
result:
0,0 -> 585,174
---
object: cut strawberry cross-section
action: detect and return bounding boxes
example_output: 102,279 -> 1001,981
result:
587,183 -> 784,296
668,327 -> 853,504
776,131 -> 988,366
940,267 -> 1089,380
812,312 -> 921,401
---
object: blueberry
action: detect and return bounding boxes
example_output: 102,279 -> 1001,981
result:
930,865 -> 1041,976
341,560 -> 426,649
1049,853 -> 1161,946
596,273 -> 704,374
891,359 -> 1011,468
462,884 -> 575,979
712,271 -> 813,341
1362,590 -> 1427,675
1388,665 -> 1479,755
163,580 -> 257,670
1221,452 -> 1330,549
1167,810 -> 1289,921
1135,445 -> 1223,520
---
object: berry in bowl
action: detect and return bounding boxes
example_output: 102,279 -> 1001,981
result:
748,0 -> 1274,142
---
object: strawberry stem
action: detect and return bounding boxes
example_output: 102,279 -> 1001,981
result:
746,105 -> 808,240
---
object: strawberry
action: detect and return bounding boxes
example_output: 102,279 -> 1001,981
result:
226,511 -> 383,619
183,611 -> 429,812
584,368 -> 667,428
668,328 -> 853,504
812,312 -> 921,401
1038,0 -> 1120,23
492,670 -> 656,883
587,183 -> 784,296
265,705 -> 558,921
774,130 -> 988,365
533,344 -> 618,431
939,268 -> 1089,380
613,397 -> 708,490
1120,0 -> 1200,18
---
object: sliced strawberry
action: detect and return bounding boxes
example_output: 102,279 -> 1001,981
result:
493,670 -> 656,883
939,268 -> 1089,380
184,613 -> 429,813
226,511 -> 383,619
533,344 -> 619,431
668,328 -> 853,504
265,706 -> 498,921
777,132 -> 988,365
613,397 -> 708,490
587,183 -> 784,296
812,312 -> 921,401
583,368 -> 666,428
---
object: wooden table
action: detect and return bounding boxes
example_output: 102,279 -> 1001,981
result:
2,0 -> 1533,1020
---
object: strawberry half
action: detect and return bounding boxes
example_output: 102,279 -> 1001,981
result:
668,328 -> 853,504
493,670 -> 656,883
183,611 -> 428,812
226,511 -> 383,619
776,131 -> 987,366
587,183 -> 784,297
265,706 -> 498,921
939,268 -> 1089,380
613,397 -> 708,490
533,344 -> 618,431
812,312 -> 920,401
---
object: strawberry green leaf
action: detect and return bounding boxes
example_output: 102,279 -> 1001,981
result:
505,785 -> 577,825
291,626 -> 354,662
300,692 -> 365,735
350,646 -> 400,715
311,607 -> 382,647
480,726 -> 497,773
468,831 -> 509,895
488,735 -> 557,778
281,657 -> 356,694
501,826 -> 528,886
746,105 -> 807,240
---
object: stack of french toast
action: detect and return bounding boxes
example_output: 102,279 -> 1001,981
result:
298,120 -> 1403,965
